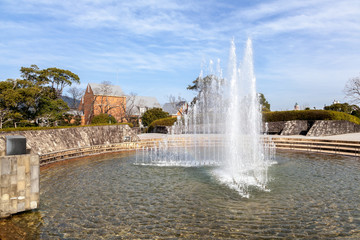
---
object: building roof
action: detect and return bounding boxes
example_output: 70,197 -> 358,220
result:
88,83 -> 125,97
127,96 -> 161,115
162,101 -> 186,115
65,109 -> 84,116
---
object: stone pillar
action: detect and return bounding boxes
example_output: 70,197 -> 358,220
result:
0,151 -> 39,218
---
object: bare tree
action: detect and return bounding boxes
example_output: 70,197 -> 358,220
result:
123,92 -> 137,122
95,81 -> 114,114
167,94 -> 186,116
344,75 -> 360,104
67,86 -> 84,109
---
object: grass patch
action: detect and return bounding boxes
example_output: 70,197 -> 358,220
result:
0,122 -> 133,133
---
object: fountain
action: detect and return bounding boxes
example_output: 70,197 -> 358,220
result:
1,39 -> 359,239
136,39 -> 275,197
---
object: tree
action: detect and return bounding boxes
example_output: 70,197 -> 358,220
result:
187,75 -> 223,104
324,102 -> 358,115
141,108 -> 169,127
187,75 -> 215,91
67,86 -> 84,109
42,68 -> 80,98
123,92 -> 137,122
0,65 -> 80,128
167,94 -> 187,116
36,97 -> 69,126
344,75 -> 360,104
0,79 -> 24,128
168,94 -> 186,106
94,81 -> 121,114
20,65 -> 80,98
259,93 -> 271,112
20,65 -> 46,86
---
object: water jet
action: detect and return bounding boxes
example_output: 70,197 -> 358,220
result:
137,39 -> 275,197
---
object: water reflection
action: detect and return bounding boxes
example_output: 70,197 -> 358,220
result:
1,151 -> 359,239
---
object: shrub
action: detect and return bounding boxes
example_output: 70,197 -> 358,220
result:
91,113 -> 117,124
263,110 -> 360,125
17,120 -> 36,128
141,108 -> 169,126
147,117 -> 177,132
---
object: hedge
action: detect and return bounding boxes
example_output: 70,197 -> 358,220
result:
0,122 -> 133,133
263,110 -> 360,125
147,117 -> 177,133
91,113 -> 117,124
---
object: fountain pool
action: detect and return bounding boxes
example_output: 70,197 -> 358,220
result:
0,150 -> 359,239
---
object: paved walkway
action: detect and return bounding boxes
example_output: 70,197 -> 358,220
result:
270,133 -> 360,141
139,133 -> 360,142
138,133 -> 168,140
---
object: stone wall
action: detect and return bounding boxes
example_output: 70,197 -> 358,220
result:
280,120 -> 309,135
307,120 -> 360,136
0,152 -> 39,218
0,125 -> 139,155
264,121 -> 285,135
265,120 -> 360,137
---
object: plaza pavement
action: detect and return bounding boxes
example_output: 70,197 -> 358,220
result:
270,132 -> 360,141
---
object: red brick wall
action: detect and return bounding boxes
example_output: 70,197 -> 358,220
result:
93,95 -> 126,122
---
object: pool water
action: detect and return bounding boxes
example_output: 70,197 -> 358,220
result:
1,151 -> 359,239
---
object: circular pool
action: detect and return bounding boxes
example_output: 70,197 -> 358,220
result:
1,151 -> 359,239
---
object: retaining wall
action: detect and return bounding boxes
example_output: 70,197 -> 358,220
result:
307,120 -> 360,136
0,125 -> 139,155
265,120 -> 360,136
1,125 -> 138,218
280,120 -> 309,135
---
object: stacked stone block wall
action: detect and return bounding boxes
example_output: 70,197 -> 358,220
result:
263,121 -> 285,135
0,125 -> 139,155
280,120 -> 309,135
0,152 -> 39,218
265,120 -> 360,136
306,120 -> 360,136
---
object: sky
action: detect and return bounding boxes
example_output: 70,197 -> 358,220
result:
0,0 -> 359,110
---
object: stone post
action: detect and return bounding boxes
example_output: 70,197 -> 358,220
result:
0,136 -> 39,218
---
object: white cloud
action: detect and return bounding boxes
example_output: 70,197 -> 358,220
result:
1,0 -> 360,109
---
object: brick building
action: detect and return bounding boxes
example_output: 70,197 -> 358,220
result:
127,96 -> 161,117
78,83 -> 126,124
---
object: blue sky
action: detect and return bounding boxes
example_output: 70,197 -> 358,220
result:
1,0 -> 359,110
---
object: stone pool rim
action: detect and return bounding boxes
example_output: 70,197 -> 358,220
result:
38,133 -> 360,167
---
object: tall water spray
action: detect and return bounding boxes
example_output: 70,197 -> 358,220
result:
137,39 -> 274,197
215,38 -> 271,197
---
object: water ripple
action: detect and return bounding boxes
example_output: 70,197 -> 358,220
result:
0,151 -> 359,239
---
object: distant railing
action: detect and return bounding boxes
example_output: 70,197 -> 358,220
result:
39,142 -> 138,166
270,137 -> 360,157
39,135 -> 360,166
